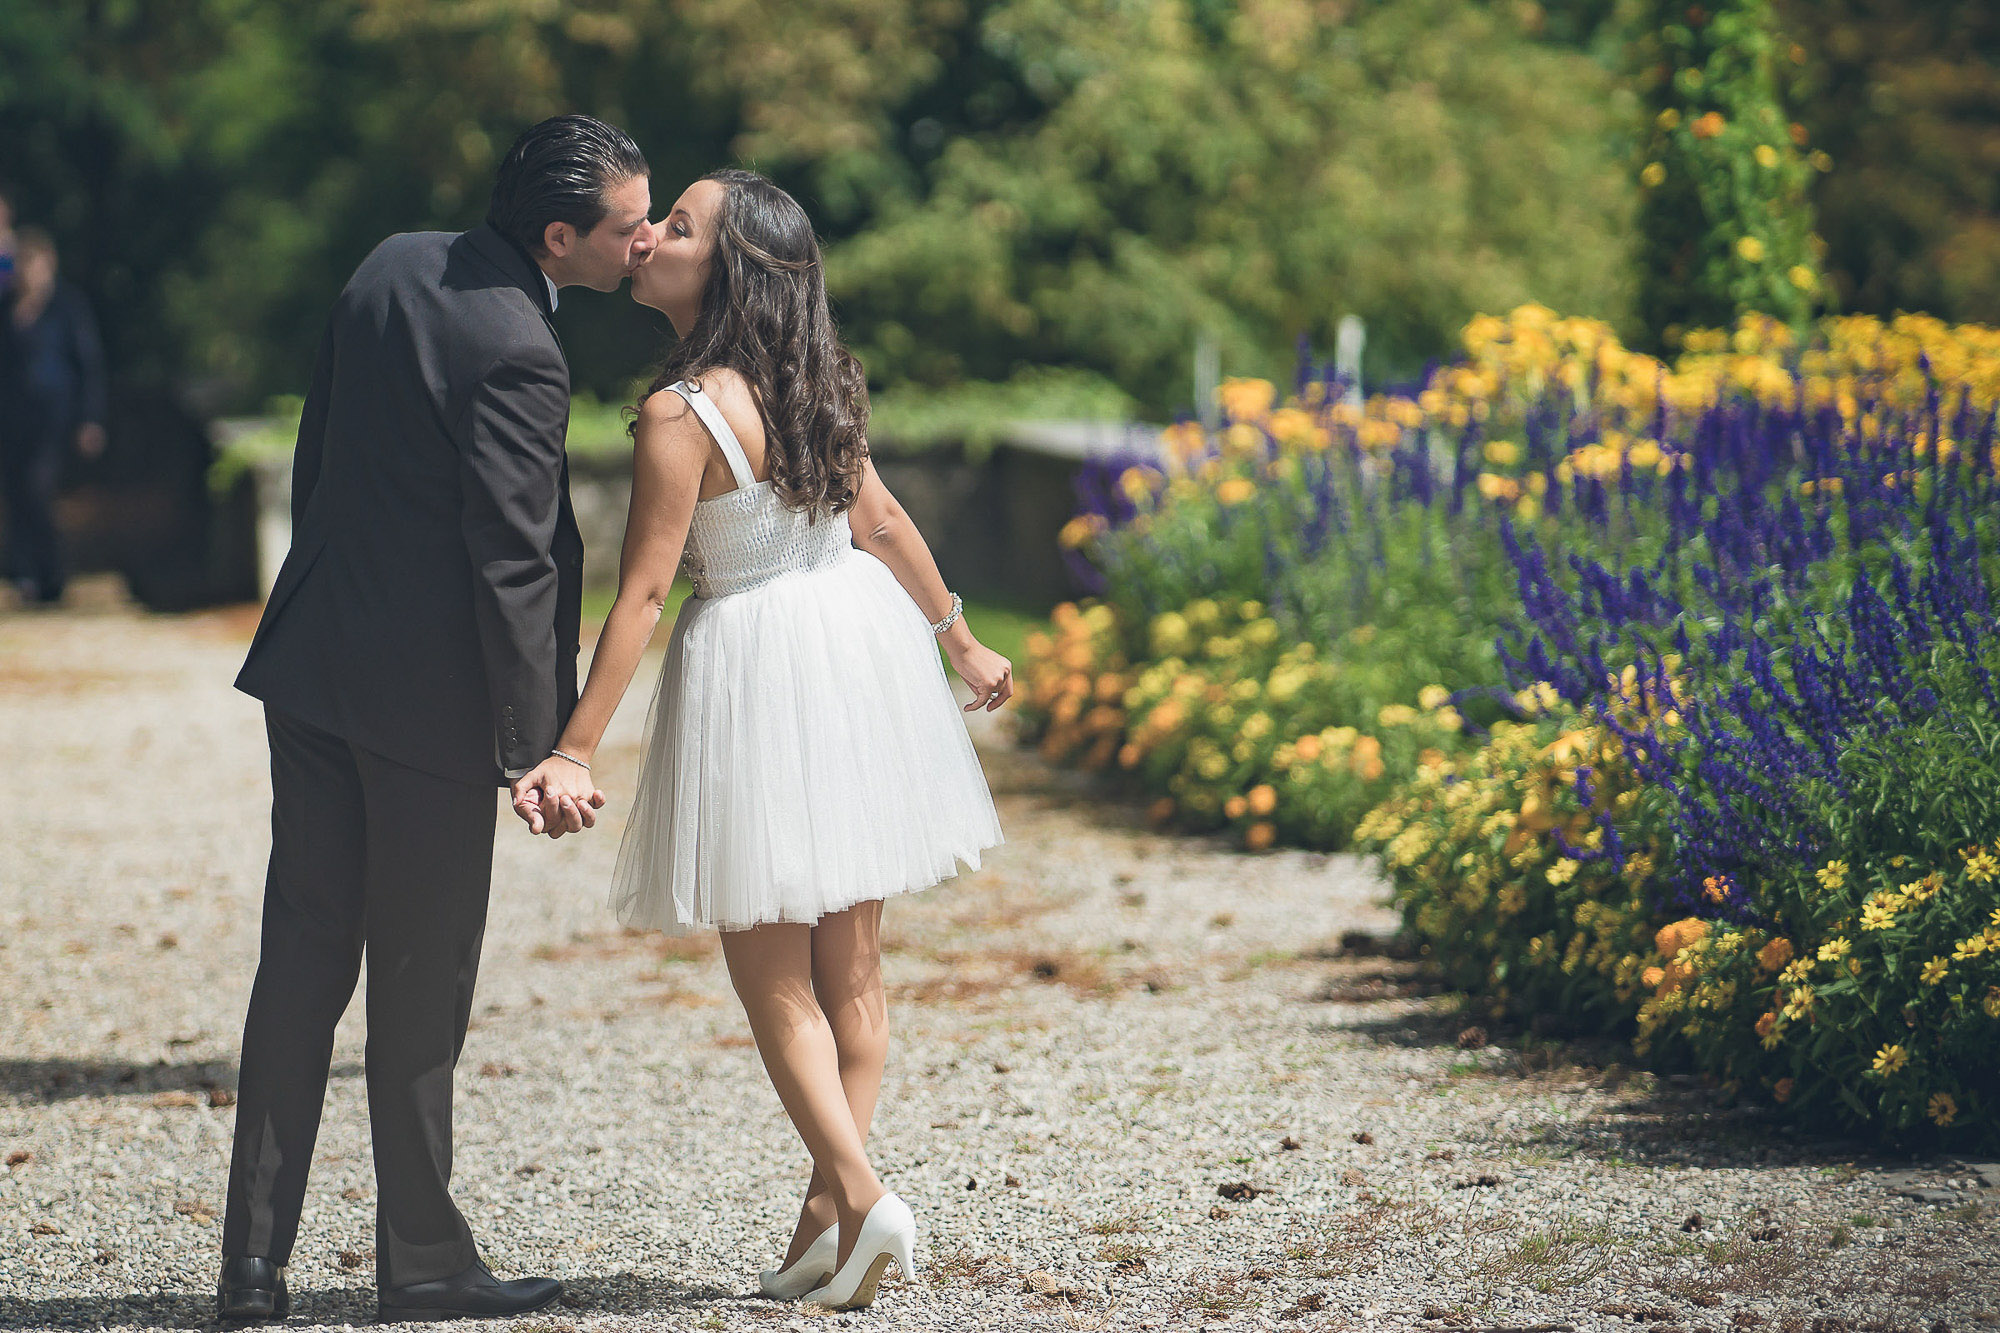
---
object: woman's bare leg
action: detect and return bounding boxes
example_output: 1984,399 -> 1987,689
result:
783,902 -> 888,1264
719,921 -> 885,1270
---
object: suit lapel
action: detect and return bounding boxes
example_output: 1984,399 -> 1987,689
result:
461,225 -> 566,354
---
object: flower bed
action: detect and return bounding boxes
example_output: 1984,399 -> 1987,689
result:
1022,305 -> 2000,1147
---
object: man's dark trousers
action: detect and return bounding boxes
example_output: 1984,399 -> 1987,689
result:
222,707 -> 498,1288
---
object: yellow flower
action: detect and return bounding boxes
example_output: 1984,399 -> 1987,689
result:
1217,377 -> 1276,423
1920,956 -> 1949,986
1985,987 -> 2000,1019
1928,1092 -> 1958,1127
1418,684 -> 1451,711
1753,144 -> 1779,169
1815,860 -> 1848,891
1871,1043 -> 1909,1076
1788,265 -> 1817,292
1640,161 -> 1667,189
1860,899 -> 1899,932
1737,235 -> 1767,264
1058,514 -> 1106,549
1546,859 -> 1580,886
1482,439 -> 1522,467
1216,477 -> 1257,507
1817,936 -> 1851,962
1656,107 -> 1681,131
1963,847 -> 1999,883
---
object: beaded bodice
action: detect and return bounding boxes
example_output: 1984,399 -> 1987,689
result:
669,381 -> 854,599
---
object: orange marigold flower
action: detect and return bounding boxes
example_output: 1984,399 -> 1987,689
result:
1758,938 -> 1794,972
1245,821 -> 1277,852
1654,917 -> 1709,960
1691,112 -> 1726,140
1246,784 -> 1278,817
1147,796 -> 1176,827
1773,1077 -> 1794,1103
1223,795 -> 1249,821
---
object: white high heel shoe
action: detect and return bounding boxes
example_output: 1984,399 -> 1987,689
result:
758,1223 -> 839,1299
801,1193 -> 917,1311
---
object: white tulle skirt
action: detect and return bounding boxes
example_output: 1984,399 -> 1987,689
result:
610,547 -> 1004,933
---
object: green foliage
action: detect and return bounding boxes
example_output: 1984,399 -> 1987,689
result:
828,0 -> 1641,405
1019,595 -> 1478,851
1353,696 -> 1674,1030
1631,0 -> 1823,343
1776,0 -> 2000,326
0,0 -> 1640,417
867,367 -> 1137,455
1636,645 -> 2000,1146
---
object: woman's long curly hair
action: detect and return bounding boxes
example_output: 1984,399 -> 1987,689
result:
632,169 -> 869,518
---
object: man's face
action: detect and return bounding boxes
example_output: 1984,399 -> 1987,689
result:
545,174 -> 655,293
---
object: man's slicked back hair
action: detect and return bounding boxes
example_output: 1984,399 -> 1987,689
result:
487,114 -> 648,255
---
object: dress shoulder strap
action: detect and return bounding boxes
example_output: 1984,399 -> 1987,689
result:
665,379 -> 759,491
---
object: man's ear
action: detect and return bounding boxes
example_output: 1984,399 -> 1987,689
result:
541,219 -> 573,259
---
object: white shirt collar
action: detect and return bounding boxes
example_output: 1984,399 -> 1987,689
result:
543,271 -> 559,312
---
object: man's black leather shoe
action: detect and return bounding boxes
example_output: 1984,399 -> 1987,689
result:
217,1256 -> 290,1322
377,1261 -> 562,1323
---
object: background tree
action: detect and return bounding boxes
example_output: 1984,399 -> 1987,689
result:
1775,0 -> 2000,325
1631,0 -> 1822,346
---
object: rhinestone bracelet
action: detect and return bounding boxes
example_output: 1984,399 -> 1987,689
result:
930,591 -> 963,635
550,748 -> 591,771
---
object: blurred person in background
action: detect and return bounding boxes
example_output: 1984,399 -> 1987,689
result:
0,224 -> 107,606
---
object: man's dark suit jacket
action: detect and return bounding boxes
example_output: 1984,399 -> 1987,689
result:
237,224 -> 584,787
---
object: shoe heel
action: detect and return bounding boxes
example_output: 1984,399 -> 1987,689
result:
890,1224 -> 918,1283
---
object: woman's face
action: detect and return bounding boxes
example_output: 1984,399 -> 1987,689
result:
632,178 -> 725,318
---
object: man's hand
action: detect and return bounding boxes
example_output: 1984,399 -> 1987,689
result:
510,754 -> 606,839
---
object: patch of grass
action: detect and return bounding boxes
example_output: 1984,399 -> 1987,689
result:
1168,1268 -> 1258,1318
1083,1210 -> 1153,1236
1472,1214 -> 1620,1294
1093,1239 -> 1152,1264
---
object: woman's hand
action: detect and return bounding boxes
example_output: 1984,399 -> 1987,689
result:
509,754 -> 607,838
947,639 -> 1013,712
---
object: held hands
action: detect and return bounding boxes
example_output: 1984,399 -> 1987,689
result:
509,754 -> 607,839
947,640 -> 1014,712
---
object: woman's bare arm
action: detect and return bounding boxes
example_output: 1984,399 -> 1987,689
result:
846,455 -> 1014,713
509,390 -> 709,832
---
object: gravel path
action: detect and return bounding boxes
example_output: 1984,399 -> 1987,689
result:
3,583 -> 1996,1332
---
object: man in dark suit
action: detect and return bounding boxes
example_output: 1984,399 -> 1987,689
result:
218,115 -> 656,1323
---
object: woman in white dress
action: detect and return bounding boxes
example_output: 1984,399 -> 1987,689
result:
508,169 -> 1008,1310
